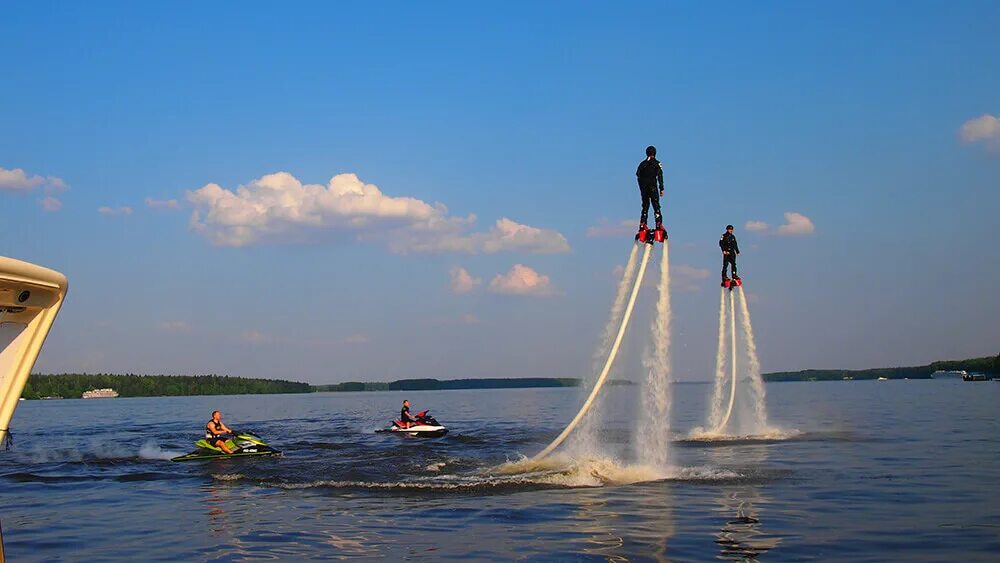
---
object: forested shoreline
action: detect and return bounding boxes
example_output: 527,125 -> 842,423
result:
21,373 -> 310,399
21,354 -> 997,398
763,355 -> 999,382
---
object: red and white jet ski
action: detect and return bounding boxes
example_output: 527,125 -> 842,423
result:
376,410 -> 448,437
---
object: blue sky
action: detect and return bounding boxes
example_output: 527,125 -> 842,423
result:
2,2 -> 997,383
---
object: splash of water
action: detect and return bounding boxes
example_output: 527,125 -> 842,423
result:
736,288 -> 769,432
571,244 -> 640,454
139,441 -> 186,460
637,243 -> 672,471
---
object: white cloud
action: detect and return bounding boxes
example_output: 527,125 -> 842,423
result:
776,212 -> 815,236
157,321 -> 192,333
39,197 -> 62,212
2,167 -> 68,210
146,197 -> 180,210
586,218 -> 634,238
240,330 -> 270,344
98,206 -> 133,216
488,264 -> 557,297
187,171 -> 570,254
673,264 -> 711,292
959,114 -> 1000,153
0,167 -> 45,191
45,176 -> 67,193
389,216 -> 569,255
745,220 -> 769,233
345,333 -> 370,344
449,266 -> 482,293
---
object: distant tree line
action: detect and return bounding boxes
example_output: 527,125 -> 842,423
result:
21,373 -> 310,399
763,354 -> 999,382
311,377 -> 584,392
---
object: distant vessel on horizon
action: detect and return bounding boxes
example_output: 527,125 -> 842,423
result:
962,373 -> 989,382
82,388 -> 119,399
932,370 -> 968,378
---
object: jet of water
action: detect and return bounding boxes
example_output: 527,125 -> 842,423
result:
571,244 -> 640,455
534,243 -> 653,460
638,242 -> 672,471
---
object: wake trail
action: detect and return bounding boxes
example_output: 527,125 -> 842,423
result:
534,243 -> 652,460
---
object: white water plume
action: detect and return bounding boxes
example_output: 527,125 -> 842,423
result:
570,244 -> 640,454
737,288 -> 769,432
637,243 -> 672,471
698,287 -> 772,437
708,288 -> 729,430
534,244 -> 652,460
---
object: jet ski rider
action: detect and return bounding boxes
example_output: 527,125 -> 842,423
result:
636,145 -> 665,232
400,400 -> 419,429
206,410 -> 235,454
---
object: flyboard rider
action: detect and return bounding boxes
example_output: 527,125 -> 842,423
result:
636,145 -> 665,233
720,224 -> 741,284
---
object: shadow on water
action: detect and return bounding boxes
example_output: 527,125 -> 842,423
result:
708,444 -> 783,561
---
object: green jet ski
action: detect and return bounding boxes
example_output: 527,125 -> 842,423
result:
171,430 -> 281,462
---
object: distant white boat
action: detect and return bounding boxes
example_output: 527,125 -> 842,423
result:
877,377 -> 888,381
82,388 -> 119,399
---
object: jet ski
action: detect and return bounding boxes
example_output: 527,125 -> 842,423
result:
171,430 -> 281,462
376,410 -> 448,438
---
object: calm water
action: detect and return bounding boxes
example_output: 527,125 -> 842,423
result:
2,380 -> 998,561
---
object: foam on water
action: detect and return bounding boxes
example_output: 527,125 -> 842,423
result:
139,441 -> 186,461
685,427 -> 804,442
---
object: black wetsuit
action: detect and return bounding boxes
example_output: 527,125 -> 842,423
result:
720,232 -> 740,279
636,157 -> 665,226
400,406 -> 415,424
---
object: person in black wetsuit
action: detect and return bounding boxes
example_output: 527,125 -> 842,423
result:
400,400 -> 419,428
636,145 -> 665,230
205,410 -> 235,453
720,224 -> 740,282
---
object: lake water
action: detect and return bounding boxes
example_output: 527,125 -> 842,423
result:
2,380 -> 998,561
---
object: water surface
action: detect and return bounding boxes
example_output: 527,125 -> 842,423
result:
2,380 -> 998,561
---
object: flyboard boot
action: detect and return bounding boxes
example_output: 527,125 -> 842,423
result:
636,222 -> 667,244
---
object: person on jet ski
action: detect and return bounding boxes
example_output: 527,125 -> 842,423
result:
400,399 -> 419,429
720,224 -> 740,282
636,145 -> 665,232
206,410 -> 235,454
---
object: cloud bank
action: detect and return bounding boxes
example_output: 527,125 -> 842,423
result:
744,212 -> 815,236
187,171 -> 570,254
449,266 -> 482,293
959,114 -> 1000,153
776,212 -> 815,236
586,218 -> 634,238
0,166 -> 68,211
488,264 -> 557,296
99,206 -> 133,217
